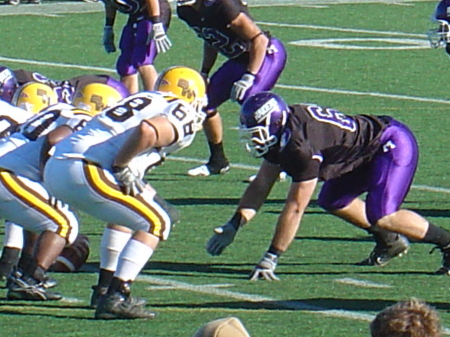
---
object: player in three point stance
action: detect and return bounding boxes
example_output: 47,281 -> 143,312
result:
43,66 -> 207,319
0,82 -> 124,300
206,91 -> 450,280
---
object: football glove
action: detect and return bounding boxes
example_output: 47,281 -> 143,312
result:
102,26 -> 116,53
112,166 -> 145,197
249,252 -> 280,281
206,222 -> 237,256
230,73 -> 255,102
150,22 -> 172,54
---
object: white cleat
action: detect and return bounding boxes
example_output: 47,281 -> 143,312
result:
187,164 -> 230,177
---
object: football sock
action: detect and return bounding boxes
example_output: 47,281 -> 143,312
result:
423,223 -> 450,248
208,141 -> 228,165
100,227 -> 132,271
114,239 -> 154,282
3,221 -> 24,249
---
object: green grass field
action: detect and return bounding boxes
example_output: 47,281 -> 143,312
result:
2,1 -> 450,336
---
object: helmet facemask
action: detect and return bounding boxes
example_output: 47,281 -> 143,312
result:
239,94 -> 288,158
428,20 -> 450,49
0,67 -> 18,103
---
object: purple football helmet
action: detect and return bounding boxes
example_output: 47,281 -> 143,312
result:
239,91 -> 289,158
428,0 -> 450,52
0,66 -> 18,103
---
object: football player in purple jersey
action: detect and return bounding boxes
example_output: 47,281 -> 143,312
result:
177,0 -> 287,177
428,0 -> 450,54
100,0 -> 172,94
206,92 -> 450,280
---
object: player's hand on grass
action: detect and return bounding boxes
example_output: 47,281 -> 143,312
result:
249,252 -> 280,281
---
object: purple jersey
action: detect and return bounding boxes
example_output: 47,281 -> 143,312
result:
177,0 -> 252,60
266,103 -> 391,182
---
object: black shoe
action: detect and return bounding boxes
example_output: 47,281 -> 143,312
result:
94,292 -> 155,320
434,245 -> 450,275
6,274 -> 62,301
90,285 -> 108,308
358,235 -> 409,266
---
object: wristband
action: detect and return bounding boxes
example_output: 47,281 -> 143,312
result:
200,68 -> 210,76
105,18 -> 114,26
268,245 -> 283,257
245,70 -> 256,77
150,15 -> 161,23
228,212 -> 247,230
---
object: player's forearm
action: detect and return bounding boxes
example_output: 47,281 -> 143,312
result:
247,33 -> 269,75
270,206 -> 304,252
145,0 -> 161,19
201,43 -> 218,74
104,4 -> 117,26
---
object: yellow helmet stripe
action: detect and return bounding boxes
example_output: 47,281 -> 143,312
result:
0,170 -> 71,238
82,161 -> 165,237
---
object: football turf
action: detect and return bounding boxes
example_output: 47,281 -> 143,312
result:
1,1 -> 450,336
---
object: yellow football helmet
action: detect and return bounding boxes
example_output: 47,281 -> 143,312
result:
12,82 -> 58,114
155,66 -> 207,129
72,83 -> 124,116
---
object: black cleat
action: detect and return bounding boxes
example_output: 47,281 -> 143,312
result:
358,235 -> 409,266
95,292 -> 155,320
6,274 -> 62,301
90,285 -> 108,308
434,245 -> 450,275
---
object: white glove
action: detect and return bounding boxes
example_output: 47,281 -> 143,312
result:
230,73 -> 255,102
206,222 -> 238,256
249,252 -> 280,281
151,22 -> 172,54
102,26 -> 116,53
112,166 -> 145,196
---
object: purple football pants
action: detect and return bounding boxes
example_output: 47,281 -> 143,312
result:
116,19 -> 158,77
206,37 -> 287,110
317,119 -> 419,225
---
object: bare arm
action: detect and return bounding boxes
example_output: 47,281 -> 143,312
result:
113,116 -> 176,168
144,0 -> 160,19
235,159 -> 281,223
270,178 -> 318,253
229,13 -> 269,75
201,42 -> 219,75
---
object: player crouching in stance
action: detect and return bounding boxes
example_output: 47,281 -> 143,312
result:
43,66 -> 207,319
206,91 -> 450,280
0,82 -> 124,300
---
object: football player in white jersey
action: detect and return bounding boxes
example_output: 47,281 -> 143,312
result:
0,98 -> 37,280
0,82 -> 124,301
43,66 -> 206,319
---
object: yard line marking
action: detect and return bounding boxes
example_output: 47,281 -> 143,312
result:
167,155 -> 450,194
335,278 -> 392,288
60,297 -> 84,304
2,56 -> 449,105
137,274 -> 450,333
147,283 -> 234,290
275,84 -> 450,105
256,21 -> 427,38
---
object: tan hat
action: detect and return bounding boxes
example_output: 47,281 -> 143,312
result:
193,317 -> 251,337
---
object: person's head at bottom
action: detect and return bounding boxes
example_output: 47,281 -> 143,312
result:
193,317 -> 251,337
370,298 -> 442,337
